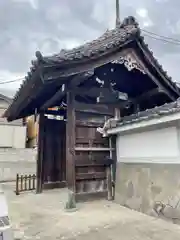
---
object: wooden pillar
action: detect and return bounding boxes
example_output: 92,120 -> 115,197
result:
106,164 -> 113,200
113,107 -> 119,199
65,91 -> 76,209
22,117 -> 27,126
111,136 -> 117,200
115,107 -> 120,119
107,137 -> 113,201
36,113 -> 45,194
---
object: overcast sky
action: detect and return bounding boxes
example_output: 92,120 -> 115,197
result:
0,0 -> 180,95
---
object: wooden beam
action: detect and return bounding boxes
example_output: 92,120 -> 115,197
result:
70,71 -> 94,87
74,101 -> 114,116
41,71 -> 94,110
136,87 -> 165,102
73,87 -> 101,98
41,83 -> 66,110
73,87 -> 128,103
129,87 -> 166,105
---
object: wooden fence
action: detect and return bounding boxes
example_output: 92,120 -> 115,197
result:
15,174 -> 36,195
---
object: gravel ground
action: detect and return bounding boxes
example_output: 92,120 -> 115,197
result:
2,183 -> 180,240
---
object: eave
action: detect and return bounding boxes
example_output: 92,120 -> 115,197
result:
136,39 -> 180,99
104,99 -> 180,136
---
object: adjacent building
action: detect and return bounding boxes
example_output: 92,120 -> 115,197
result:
0,93 -> 26,148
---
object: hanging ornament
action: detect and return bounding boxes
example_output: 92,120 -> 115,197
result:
112,53 -> 146,74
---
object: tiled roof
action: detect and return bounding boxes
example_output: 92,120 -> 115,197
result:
36,16 -> 180,94
40,16 -> 139,65
117,98 -> 180,127
4,16 -> 180,121
15,16 -> 180,104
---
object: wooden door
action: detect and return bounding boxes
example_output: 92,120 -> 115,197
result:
74,111 -> 114,201
65,93 -> 115,202
42,116 -> 66,189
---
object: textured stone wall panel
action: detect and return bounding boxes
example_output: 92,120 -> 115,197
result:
115,162 -> 180,224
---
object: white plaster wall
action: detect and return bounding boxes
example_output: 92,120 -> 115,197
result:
12,126 -> 26,148
116,125 -> 180,163
0,125 -> 26,148
0,100 -> 9,109
0,98 -> 26,148
0,125 -> 14,147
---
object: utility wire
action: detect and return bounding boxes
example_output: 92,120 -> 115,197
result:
114,0 -> 180,45
0,78 -> 24,85
143,33 -> 180,46
142,29 -> 180,45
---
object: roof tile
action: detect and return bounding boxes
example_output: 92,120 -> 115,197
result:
116,98 -> 180,127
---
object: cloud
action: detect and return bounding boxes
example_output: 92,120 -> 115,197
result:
136,8 -> 153,27
0,70 -> 23,94
0,0 -> 180,90
13,0 -> 39,10
136,8 -> 148,18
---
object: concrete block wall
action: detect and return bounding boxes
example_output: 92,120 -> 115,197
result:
0,148 -> 36,182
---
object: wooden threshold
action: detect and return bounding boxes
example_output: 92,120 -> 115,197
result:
75,147 -> 115,151
76,172 -> 106,181
75,190 -> 108,202
75,158 -> 114,167
43,181 -> 66,190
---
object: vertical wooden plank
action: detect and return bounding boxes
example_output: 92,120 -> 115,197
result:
29,174 -> 31,190
66,91 -> 76,209
15,174 -> 19,195
36,113 -> 45,194
20,175 -> 23,191
24,175 -> 27,191
33,174 -> 36,190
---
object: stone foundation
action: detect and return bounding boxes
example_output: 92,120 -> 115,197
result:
115,162 -> 180,224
